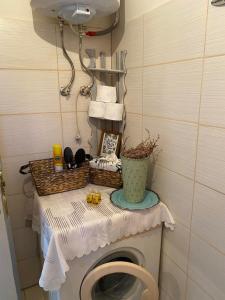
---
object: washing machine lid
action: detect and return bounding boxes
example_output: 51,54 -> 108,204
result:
80,261 -> 159,300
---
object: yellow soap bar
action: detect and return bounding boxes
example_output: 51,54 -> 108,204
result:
92,193 -> 101,205
86,192 -> 101,205
86,194 -> 93,203
96,192 -> 101,201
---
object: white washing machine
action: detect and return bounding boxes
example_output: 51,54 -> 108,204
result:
48,226 -> 162,300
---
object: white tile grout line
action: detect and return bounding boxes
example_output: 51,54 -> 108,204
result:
184,1 -> 210,299
117,51 -> 225,71
1,52 -> 225,74
0,67 -> 85,72
142,114 -> 199,126
0,110 -> 88,117
0,54 -> 216,72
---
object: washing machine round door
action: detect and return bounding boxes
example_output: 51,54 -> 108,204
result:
80,261 -> 159,300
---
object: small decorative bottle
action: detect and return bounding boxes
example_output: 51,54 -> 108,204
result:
53,144 -> 63,172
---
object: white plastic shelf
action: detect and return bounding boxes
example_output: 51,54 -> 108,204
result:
88,67 -> 125,74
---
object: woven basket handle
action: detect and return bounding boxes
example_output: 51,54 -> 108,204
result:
19,164 -> 30,175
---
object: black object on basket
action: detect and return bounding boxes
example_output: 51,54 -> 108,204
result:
20,158 -> 89,196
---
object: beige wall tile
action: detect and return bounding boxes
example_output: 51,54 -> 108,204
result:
125,68 -> 143,114
18,257 -> 41,289
125,0 -> 171,23
0,0 -> 36,21
0,0 -> 57,23
7,194 -> 26,229
205,1 -> 225,57
143,60 -> 202,122
201,56 -> 225,127
0,70 -> 59,114
112,17 -> 143,68
196,126 -> 225,193
186,279 -> 213,300
143,117 -> 198,179
151,166 -> 193,228
189,234 -> 225,299
144,0 -> 207,65
0,114 -> 62,158
0,18 -> 57,70
13,228 -> 38,261
162,221 -> 190,272
62,112 -> 92,154
192,183 -> 225,254
160,254 -> 187,300
59,70 -> 91,112
124,113 -> 143,148
2,152 -> 51,196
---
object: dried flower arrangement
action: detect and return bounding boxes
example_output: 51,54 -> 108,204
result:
121,130 -> 159,159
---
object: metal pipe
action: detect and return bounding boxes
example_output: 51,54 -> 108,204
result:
78,30 -> 95,97
59,19 -> 75,97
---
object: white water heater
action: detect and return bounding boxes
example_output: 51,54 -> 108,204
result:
31,0 -> 120,24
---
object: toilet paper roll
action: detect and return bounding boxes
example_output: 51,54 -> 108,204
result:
96,85 -> 117,103
88,101 -> 105,119
105,103 -> 124,121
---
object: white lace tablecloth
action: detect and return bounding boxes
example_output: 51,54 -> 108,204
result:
32,184 -> 175,292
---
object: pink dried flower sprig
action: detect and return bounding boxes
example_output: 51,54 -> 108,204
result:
121,130 -> 159,159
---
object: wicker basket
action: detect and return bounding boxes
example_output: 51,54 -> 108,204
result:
29,158 -> 89,196
89,168 -> 123,189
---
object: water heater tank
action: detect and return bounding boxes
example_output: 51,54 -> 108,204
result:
30,0 -> 120,24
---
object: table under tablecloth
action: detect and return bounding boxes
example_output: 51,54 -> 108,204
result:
32,184 -> 175,291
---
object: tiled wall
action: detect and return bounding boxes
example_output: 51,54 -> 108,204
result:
113,0 -> 225,299
0,1 -> 111,289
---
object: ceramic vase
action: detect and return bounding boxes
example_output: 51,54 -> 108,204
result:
121,156 -> 149,203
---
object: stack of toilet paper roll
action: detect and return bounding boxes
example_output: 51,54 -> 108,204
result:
88,85 -> 124,121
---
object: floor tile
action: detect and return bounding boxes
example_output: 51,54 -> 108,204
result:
24,285 -> 47,300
